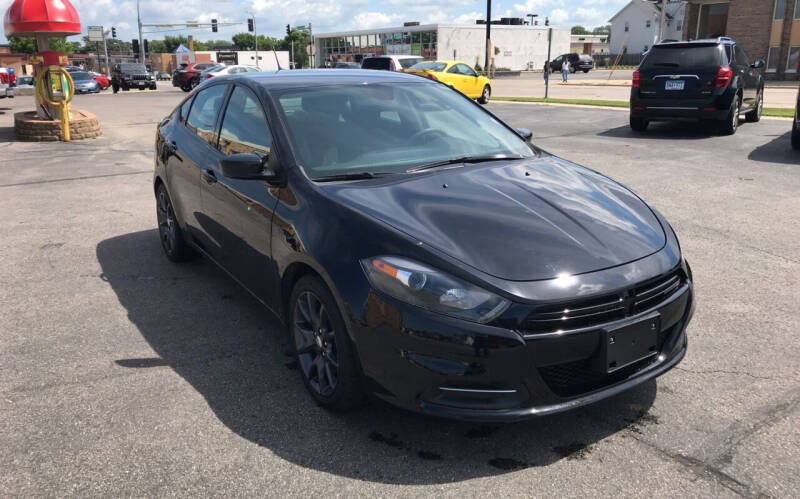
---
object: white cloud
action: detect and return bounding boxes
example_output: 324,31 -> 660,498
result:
454,11 -> 485,24
351,12 -> 402,30
548,8 -> 569,25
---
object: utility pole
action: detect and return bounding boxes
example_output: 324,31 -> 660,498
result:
103,29 -> 111,77
484,0 -> 491,72
545,27 -> 552,99
291,40 -> 294,69
253,16 -> 259,69
657,0 -> 668,43
309,22 -> 313,68
137,0 -> 144,63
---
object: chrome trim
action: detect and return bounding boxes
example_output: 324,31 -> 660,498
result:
653,74 -> 700,79
439,387 -> 518,394
522,283 -> 690,340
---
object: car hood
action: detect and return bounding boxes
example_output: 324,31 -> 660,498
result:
323,155 -> 666,281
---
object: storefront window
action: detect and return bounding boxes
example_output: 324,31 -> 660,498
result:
787,46 -> 800,72
766,46 -> 780,72
774,0 -> 786,20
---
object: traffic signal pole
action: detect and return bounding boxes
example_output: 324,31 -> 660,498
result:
103,29 -> 110,76
136,0 -> 144,62
253,17 -> 259,70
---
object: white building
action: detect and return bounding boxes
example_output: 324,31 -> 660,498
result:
609,0 -> 686,54
570,34 -> 610,55
314,23 -> 570,71
192,50 -> 290,71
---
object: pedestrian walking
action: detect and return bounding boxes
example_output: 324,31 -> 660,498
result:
543,60 -> 549,82
561,59 -> 570,83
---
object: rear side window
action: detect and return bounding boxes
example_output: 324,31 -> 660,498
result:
640,46 -> 724,71
179,96 -> 194,121
399,58 -> 423,68
218,86 -> 271,156
186,84 -> 229,146
362,58 -> 391,70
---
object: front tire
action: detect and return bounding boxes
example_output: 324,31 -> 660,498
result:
289,275 -> 364,410
792,119 -> 800,150
720,97 -> 741,135
155,184 -> 193,262
112,83 -> 119,94
477,84 -> 491,104
745,90 -> 763,123
583,69 -> 590,73
630,115 -> 649,132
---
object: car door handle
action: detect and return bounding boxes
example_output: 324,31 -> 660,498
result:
168,140 -> 183,161
201,168 -> 217,184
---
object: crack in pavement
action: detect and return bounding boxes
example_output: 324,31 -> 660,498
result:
674,366 -> 792,381
0,170 -> 152,188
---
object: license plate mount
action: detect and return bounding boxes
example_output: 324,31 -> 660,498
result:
665,80 -> 685,91
599,313 -> 660,374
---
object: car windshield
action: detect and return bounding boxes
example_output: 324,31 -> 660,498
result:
120,64 -> 146,72
71,72 -> 93,81
206,65 -> 225,73
640,45 -> 724,70
273,82 -> 535,179
361,58 -> 391,70
410,61 -> 447,71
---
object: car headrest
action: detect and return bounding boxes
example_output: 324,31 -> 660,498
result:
301,93 -> 349,117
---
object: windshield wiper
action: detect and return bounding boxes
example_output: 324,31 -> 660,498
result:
652,62 -> 680,67
407,155 -> 524,173
313,171 -> 394,182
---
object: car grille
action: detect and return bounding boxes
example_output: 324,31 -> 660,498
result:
539,355 -> 658,398
522,270 -> 684,335
131,75 -> 147,81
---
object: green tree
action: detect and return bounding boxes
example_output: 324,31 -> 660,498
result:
278,28 -> 311,68
571,26 -> 588,35
162,35 -> 189,53
8,36 -> 76,53
232,32 -> 255,50
147,39 -> 167,53
592,24 -> 611,34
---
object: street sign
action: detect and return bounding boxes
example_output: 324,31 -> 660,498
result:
186,21 -> 198,28
88,25 -> 104,42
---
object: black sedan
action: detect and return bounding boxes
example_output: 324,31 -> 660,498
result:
153,70 -> 694,421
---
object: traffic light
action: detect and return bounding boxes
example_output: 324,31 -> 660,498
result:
144,39 -> 149,54
544,17 -> 549,26
247,18 -> 253,32
132,38 -> 139,54
212,19 -> 218,32
286,24 -> 290,36
111,27 -> 117,38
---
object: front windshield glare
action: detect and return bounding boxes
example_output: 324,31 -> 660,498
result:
273,82 -> 535,178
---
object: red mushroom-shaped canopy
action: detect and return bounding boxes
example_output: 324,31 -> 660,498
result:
4,0 -> 81,38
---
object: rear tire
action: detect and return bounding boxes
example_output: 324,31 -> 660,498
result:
630,115 -> 648,132
289,275 -> 364,410
155,184 -> 193,263
720,97 -> 740,135
792,119 -> 800,150
112,83 -> 119,94
745,90 -> 763,123
478,84 -> 491,104
583,69 -> 590,73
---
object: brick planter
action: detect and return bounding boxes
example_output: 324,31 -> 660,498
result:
14,109 -> 102,141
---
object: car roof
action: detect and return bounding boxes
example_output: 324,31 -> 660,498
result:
215,69 -> 430,89
655,36 -> 734,48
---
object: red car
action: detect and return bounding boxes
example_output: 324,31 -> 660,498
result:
91,72 -> 110,90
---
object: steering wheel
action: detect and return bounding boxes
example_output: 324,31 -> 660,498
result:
409,128 -> 448,144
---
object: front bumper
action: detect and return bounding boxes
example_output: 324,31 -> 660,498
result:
0,86 -> 14,98
353,268 -> 694,422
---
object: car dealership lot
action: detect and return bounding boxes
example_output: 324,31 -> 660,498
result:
1,90 -> 798,497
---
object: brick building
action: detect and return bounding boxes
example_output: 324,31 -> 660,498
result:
684,0 -> 800,79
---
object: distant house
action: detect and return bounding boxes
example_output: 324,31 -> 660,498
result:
609,0 -> 686,54
570,34 -> 610,55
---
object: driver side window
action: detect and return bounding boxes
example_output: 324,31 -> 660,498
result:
447,64 -> 460,74
458,64 -> 477,76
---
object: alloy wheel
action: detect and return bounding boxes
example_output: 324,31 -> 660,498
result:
293,291 -> 339,396
732,99 -> 740,131
156,190 -> 176,255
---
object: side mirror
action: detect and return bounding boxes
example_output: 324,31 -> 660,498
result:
219,152 -> 279,181
751,59 -> 765,69
515,127 -> 533,142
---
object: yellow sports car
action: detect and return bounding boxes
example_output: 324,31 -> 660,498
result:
404,60 -> 492,104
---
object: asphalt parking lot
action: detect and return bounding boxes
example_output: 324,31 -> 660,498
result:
1,86 -> 799,497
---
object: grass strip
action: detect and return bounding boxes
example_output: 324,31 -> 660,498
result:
494,96 -> 795,117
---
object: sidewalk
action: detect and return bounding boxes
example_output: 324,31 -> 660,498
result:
493,77 -> 797,108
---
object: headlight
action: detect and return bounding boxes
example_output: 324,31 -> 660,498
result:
361,256 -> 510,324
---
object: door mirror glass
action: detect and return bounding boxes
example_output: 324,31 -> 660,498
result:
515,127 -> 533,142
219,153 -> 275,179
751,59 -> 765,69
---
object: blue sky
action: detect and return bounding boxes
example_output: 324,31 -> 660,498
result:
1,0 -> 629,44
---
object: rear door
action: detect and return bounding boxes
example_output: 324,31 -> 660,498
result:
637,44 -> 723,102
178,83 -> 231,252
456,63 -> 481,97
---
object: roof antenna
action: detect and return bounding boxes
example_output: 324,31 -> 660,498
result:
272,48 -> 282,71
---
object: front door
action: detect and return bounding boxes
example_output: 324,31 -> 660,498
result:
200,84 -> 278,302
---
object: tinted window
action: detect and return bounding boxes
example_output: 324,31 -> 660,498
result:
186,84 -> 228,146
71,71 -> 93,81
273,83 -> 534,178
457,64 -> 477,76
218,86 -> 271,156
411,61 -> 447,71
734,45 -> 749,66
399,57 -> 423,68
120,64 -> 146,72
640,45 -> 723,71
179,96 -> 194,121
362,58 -> 391,70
